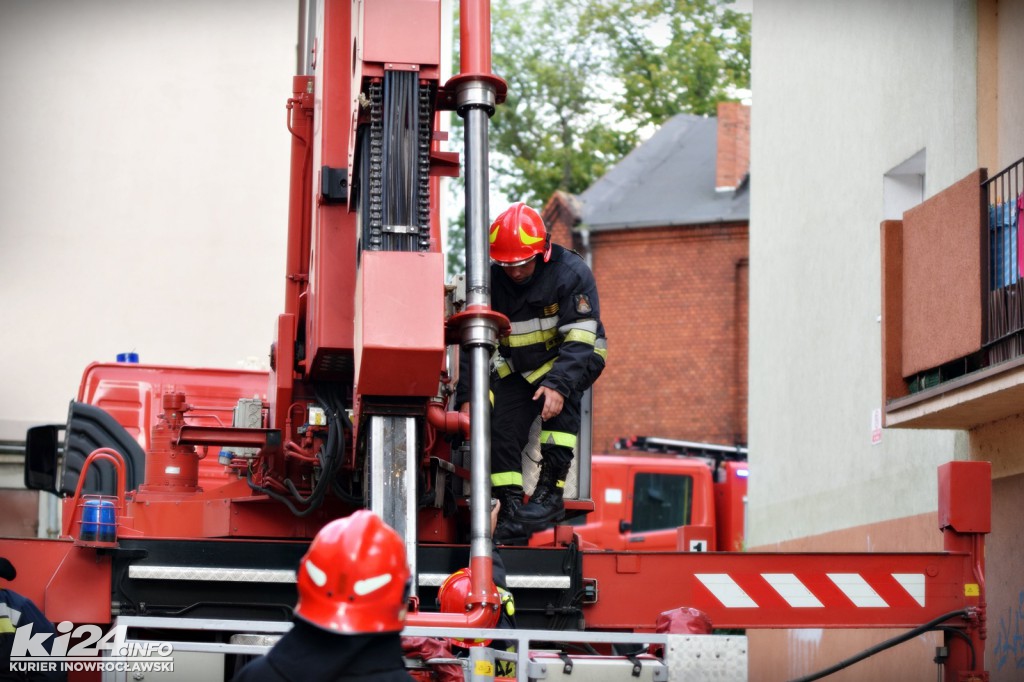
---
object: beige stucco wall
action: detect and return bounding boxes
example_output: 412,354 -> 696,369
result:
971,413 -> 1024,478
749,0 -> 975,545
0,0 -> 296,440
995,0 -> 1024,170
752,0 -> 1024,677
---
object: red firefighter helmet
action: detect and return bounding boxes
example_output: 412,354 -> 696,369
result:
437,568 -> 491,648
295,510 -> 411,633
489,202 -> 552,266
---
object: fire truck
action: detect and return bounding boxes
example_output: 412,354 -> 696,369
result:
529,437 -> 749,553
1,1 -> 990,680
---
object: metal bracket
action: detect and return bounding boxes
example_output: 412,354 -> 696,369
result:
382,224 -> 420,234
320,165 -> 348,204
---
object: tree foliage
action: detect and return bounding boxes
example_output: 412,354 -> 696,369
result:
489,0 -> 749,206
581,0 -> 750,123
487,0 -> 636,208
446,0 -> 749,275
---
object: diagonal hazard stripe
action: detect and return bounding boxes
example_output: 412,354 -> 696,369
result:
698,572 -> 927,610
761,573 -> 824,608
892,573 -> 926,607
696,574 -> 758,608
828,573 -> 888,607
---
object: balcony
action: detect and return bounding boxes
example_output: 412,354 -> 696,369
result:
882,158 -> 1024,430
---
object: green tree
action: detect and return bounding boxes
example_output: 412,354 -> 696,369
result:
445,0 -> 749,275
487,0 -> 638,208
582,0 -> 750,123
489,0 -> 749,206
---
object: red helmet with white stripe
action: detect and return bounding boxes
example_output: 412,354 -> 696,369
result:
489,202 -> 552,266
295,510 -> 411,633
437,568 -> 492,648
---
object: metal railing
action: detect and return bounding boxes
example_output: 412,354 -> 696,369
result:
983,157 -> 1024,364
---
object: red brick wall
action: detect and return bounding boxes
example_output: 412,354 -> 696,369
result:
716,102 -> 751,190
542,192 -> 579,251
587,223 -> 749,452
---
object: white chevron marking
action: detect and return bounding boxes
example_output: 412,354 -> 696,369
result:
696,574 -> 758,608
892,573 -> 926,607
827,573 -> 888,607
762,573 -> 824,607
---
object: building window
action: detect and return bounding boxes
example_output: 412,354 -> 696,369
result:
883,149 -> 926,220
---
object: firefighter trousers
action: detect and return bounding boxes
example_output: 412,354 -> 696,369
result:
490,374 -> 581,487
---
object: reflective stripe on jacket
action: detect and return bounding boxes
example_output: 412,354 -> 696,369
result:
455,244 -> 607,406
491,244 -> 606,397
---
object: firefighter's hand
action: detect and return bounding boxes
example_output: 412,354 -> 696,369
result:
533,386 -> 564,420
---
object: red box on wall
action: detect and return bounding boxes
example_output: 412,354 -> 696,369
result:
937,460 -> 991,533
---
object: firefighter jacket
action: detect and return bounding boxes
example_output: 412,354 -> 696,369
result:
230,620 -> 413,682
457,244 -> 607,404
1,588 -> 66,682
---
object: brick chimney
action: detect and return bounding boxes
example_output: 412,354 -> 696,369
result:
715,101 -> 751,192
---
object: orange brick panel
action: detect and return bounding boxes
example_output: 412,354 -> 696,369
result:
880,220 -> 908,408
900,169 -> 985,377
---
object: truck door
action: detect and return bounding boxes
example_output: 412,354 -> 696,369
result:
623,468 -> 696,551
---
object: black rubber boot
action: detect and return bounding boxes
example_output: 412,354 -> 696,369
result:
516,460 -> 569,526
493,485 -> 529,545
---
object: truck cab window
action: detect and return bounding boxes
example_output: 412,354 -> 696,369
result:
631,473 -> 693,534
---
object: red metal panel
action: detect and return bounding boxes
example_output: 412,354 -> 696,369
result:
0,539 -> 76,610
362,0 -> 441,69
676,525 -> 714,552
46,545 -> 112,624
714,461 -> 748,551
582,551 -> 979,630
938,461 -> 991,533
306,0 -> 356,380
355,251 -> 445,396
0,540 -> 112,624
270,313 -> 296,434
77,363 -> 269,492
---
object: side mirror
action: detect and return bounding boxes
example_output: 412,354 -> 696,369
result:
618,519 -> 631,534
24,424 -> 62,495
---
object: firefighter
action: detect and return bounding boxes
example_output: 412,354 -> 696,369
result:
0,558 -> 66,682
457,202 -> 607,544
231,511 -> 413,682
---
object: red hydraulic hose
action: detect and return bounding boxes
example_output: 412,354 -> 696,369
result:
425,402 -> 470,439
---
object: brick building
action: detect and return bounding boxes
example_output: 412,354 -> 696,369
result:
545,102 -> 750,452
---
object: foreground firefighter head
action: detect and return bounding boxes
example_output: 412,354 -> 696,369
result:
489,202 -> 552,270
295,510 -> 411,633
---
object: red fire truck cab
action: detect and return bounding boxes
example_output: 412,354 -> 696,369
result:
534,438 -> 748,553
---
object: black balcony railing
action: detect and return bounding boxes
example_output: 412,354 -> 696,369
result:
983,157 -> 1024,364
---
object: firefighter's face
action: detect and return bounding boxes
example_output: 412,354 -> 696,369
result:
501,257 -> 537,284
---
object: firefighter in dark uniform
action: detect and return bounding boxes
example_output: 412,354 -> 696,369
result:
231,511 -> 413,682
457,202 -> 607,544
0,558 -> 66,682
